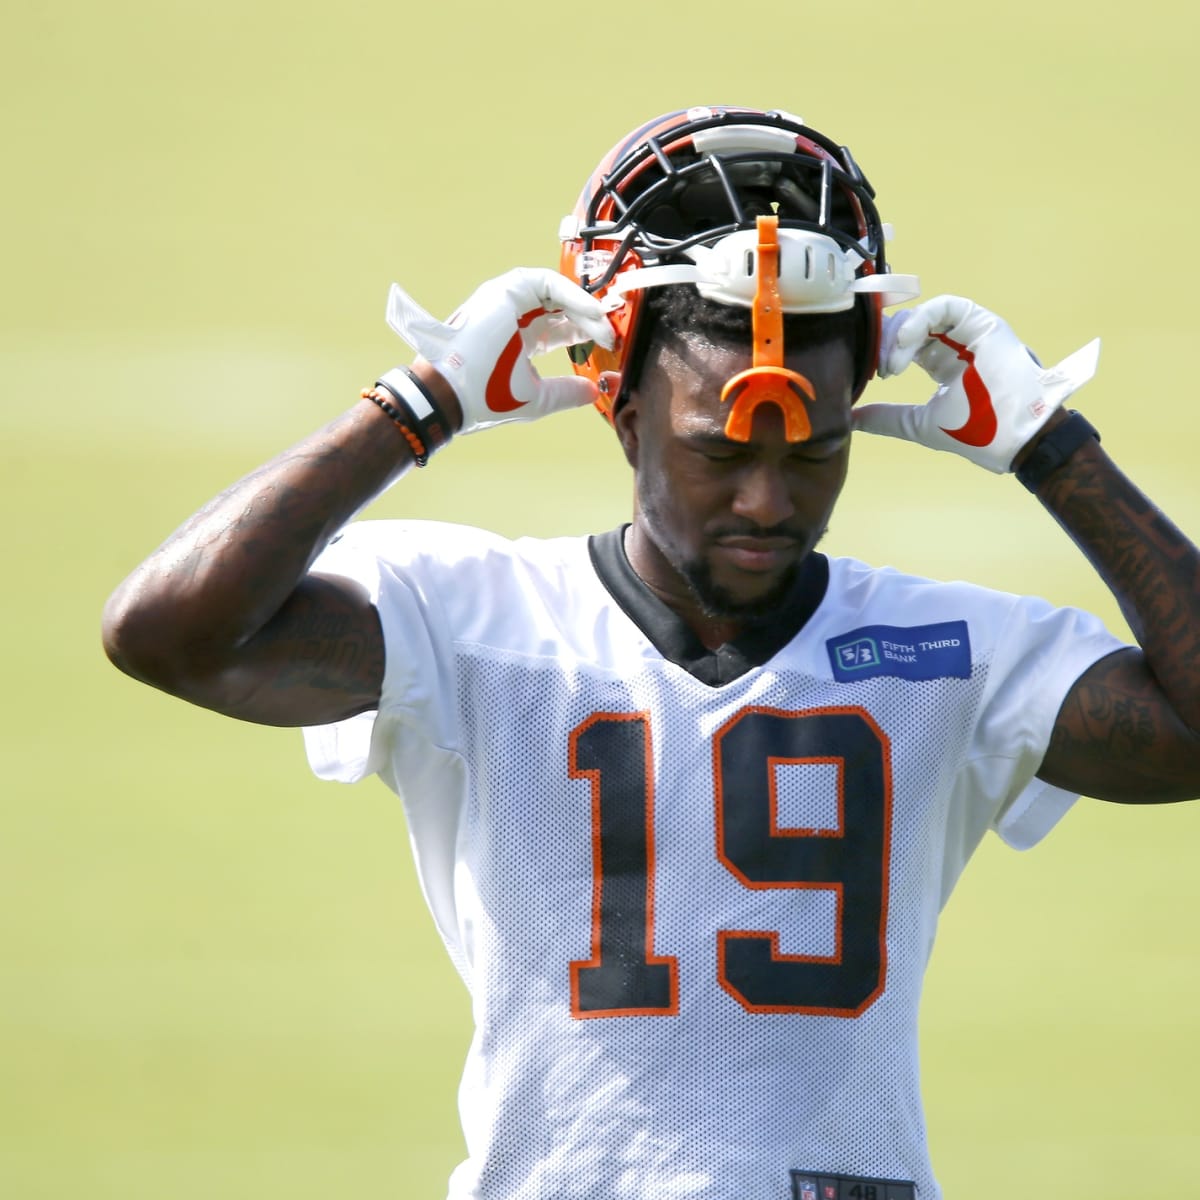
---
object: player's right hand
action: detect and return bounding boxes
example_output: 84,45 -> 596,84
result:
385,268 -> 616,435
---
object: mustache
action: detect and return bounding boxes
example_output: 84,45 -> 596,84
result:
708,523 -> 807,541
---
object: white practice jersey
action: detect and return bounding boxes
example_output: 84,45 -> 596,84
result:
303,520 -> 1125,1200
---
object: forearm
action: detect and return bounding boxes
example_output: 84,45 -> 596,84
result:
1031,426 -> 1200,733
103,397 -> 415,682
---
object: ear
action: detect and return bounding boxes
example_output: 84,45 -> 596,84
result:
612,395 -> 641,470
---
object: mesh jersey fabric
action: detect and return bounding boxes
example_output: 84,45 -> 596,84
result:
302,520 -> 1126,1200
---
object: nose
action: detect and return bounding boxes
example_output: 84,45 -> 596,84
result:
731,462 -> 796,529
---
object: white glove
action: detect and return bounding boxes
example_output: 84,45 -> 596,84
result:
854,295 -> 1100,473
385,267 -> 615,435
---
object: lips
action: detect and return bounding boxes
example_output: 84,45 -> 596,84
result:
712,535 -> 802,573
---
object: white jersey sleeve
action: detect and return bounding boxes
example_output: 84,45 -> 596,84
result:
302,520 -> 503,968
969,591 -> 1125,850
302,520 -> 464,785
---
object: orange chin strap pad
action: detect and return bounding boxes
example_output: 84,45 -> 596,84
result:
719,215 -> 815,442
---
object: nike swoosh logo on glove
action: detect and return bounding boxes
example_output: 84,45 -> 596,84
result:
485,307 -> 547,412
932,332 -> 998,448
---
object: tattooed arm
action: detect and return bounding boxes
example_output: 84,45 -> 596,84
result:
1029,413 -> 1200,802
102,369 -> 460,728
103,269 -> 609,727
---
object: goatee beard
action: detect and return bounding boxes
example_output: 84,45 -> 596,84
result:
678,557 -> 805,622
677,525 -> 829,622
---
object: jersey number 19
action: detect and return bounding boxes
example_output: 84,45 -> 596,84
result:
568,706 -> 892,1019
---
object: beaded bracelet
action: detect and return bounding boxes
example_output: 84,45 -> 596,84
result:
361,387 -> 429,466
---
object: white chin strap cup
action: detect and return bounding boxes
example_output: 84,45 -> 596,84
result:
605,227 -> 920,314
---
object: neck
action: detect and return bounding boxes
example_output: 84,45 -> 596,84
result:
623,523 -> 744,650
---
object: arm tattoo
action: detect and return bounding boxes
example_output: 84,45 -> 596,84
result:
1037,444 -> 1200,800
259,579 -> 385,703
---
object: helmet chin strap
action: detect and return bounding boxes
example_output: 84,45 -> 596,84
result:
719,215 -> 815,442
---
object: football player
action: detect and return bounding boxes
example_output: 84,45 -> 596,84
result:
102,106 -> 1200,1200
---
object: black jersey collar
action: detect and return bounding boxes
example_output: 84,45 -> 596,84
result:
587,526 -> 829,687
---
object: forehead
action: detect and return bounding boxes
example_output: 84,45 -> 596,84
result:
644,328 -> 854,442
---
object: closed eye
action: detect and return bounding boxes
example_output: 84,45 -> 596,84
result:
682,432 -> 848,464
684,438 -> 748,463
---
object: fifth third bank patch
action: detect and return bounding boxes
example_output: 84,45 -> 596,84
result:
826,620 -> 971,683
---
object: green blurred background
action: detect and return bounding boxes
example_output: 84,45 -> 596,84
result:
4,1 -> 1198,1195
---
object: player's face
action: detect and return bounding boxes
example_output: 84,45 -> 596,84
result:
617,328 -> 854,624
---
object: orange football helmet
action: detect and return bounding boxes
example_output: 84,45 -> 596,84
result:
558,106 -> 918,424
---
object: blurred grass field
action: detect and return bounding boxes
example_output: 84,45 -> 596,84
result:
4,1 -> 1199,1196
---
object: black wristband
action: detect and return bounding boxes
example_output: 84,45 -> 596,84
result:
1015,410 -> 1100,492
375,366 -> 454,456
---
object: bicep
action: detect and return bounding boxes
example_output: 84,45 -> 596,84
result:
1039,647 -> 1200,803
186,571 -> 386,727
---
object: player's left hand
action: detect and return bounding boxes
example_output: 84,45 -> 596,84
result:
853,295 -> 1100,473
385,267 -> 616,435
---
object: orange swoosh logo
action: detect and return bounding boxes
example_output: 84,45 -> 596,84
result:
485,307 -> 547,413
932,332 -> 997,448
